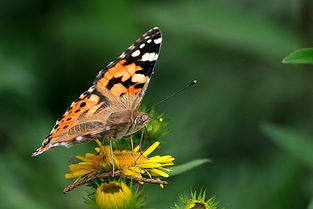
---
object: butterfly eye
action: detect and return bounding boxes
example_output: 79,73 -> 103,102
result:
135,113 -> 150,126
135,117 -> 143,125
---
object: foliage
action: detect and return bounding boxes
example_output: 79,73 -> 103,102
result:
261,123 -> 313,168
63,109 -> 208,208
170,159 -> 211,176
1,0 -> 313,209
282,48 -> 313,64
172,191 -> 221,209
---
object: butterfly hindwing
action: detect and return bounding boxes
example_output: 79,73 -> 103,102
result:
32,90 -> 112,156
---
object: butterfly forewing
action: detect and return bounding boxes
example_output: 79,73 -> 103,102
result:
95,27 -> 162,109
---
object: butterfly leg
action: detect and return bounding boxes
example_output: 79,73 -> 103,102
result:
135,129 -> 146,164
109,139 -> 115,177
139,129 -> 144,153
130,134 -> 138,166
130,134 -> 134,157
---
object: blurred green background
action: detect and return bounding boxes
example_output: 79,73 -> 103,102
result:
1,0 -> 313,209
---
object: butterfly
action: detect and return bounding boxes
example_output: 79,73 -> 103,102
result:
32,27 -> 162,156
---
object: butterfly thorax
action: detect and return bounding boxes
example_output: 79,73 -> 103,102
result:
105,110 -> 150,139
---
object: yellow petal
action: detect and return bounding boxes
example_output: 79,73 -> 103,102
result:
75,155 -> 94,162
122,169 -> 134,176
161,167 -> 172,172
122,169 -> 142,178
139,163 -> 162,168
149,155 -> 175,163
150,169 -> 169,177
65,173 -> 75,178
72,169 -> 93,176
68,163 -> 94,171
85,153 -> 97,159
134,145 -> 140,152
128,166 -> 142,174
143,141 -> 160,157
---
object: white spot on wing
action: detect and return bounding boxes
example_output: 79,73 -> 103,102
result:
154,37 -> 162,44
87,87 -> 94,93
76,136 -> 84,141
89,94 -> 99,102
141,52 -> 157,61
131,50 -> 140,57
106,61 -> 114,68
119,52 -> 126,58
140,43 -> 145,48
147,39 -> 152,43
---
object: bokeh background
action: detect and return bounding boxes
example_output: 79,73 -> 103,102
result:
1,0 -> 313,209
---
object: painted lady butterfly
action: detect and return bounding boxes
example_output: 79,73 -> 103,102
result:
33,27 -> 162,156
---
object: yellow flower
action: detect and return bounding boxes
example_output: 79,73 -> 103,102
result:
173,191 -> 219,209
185,199 -> 211,209
64,144 -> 112,180
114,141 -> 174,178
95,181 -> 132,209
65,140 -> 174,180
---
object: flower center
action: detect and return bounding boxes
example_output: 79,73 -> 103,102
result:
190,202 -> 208,209
101,183 -> 122,194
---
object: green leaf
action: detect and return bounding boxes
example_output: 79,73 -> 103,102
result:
282,48 -> 313,64
170,159 -> 211,176
261,123 -> 313,168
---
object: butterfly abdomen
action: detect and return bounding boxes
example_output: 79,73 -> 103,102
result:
68,122 -> 104,135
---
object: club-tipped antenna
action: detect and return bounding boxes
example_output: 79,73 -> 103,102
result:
147,80 -> 198,111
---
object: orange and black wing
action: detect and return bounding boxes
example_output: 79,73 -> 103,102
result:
94,27 -> 162,109
32,88 -> 114,156
32,27 -> 162,156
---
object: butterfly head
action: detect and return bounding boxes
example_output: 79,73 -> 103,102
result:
125,111 -> 150,136
134,112 -> 150,128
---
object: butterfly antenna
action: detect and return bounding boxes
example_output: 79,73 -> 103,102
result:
147,80 -> 198,111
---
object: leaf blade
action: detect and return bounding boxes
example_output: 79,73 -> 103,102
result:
170,159 -> 211,176
261,123 -> 313,168
308,198 -> 313,209
282,48 -> 313,64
